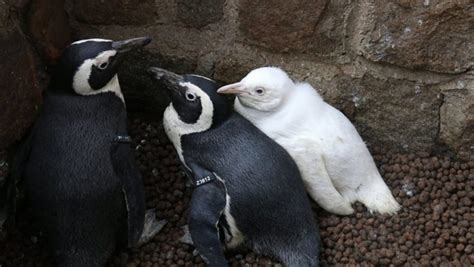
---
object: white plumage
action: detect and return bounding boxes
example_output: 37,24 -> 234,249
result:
217,67 -> 400,215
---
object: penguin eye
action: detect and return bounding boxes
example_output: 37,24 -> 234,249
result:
185,92 -> 197,101
255,87 -> 265,95
98,62 -> 109,70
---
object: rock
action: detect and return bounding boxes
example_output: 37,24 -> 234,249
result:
71,0 -> 157,26
238,0 -> 345,54
0,6 -> 42,150
66,0 -> 473,156
176,0 -> 225,29
214,50 -> 258,83
27,0 -> 72,63
4,0 -> 30,9
438,78 -> 474,161
357,0 -> 474,73
0,1 -> 9,29
353,74 -> 441,151
195,53 -> 216,78
118,50 -> 197,114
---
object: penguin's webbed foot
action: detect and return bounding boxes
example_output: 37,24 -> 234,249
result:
179,225 -> 194,245
138,209 -> 167,246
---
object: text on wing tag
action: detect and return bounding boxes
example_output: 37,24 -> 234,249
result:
193,175 -> 214,187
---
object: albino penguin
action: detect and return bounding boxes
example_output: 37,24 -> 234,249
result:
218,67 -> 400,215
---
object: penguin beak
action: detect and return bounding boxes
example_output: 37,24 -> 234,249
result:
112,37 -> 152,53
148,67 -> 184,93
217,82 -> 247,95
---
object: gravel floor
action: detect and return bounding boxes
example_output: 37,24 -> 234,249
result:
0,115 -> 473,266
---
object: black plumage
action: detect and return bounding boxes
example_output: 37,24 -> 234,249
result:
150,68 -> 321,266
186,162 -> 228,267
182,113 -> 320,266
11,38 -> 151,266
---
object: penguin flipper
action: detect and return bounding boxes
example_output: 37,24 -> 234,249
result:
137,209 -> 167,246
291,137 -> 354,215
110,143 -> 146,247
1,128 -> 35,228
187,162 -> 228,267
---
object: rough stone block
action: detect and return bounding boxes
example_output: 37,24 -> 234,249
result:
177,0 -> 225,28
27,0 -> 72,63
72,0 -> 156,26
238,0 -> 350,54
439,79 -> 474,160
352,74 -> 442,151
357,0 -> 474,73
0,31 -> 42,149
119,50 -> 197,114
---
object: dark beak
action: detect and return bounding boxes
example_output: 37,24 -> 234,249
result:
112,37 -> 152,53
148,67 -> 184,92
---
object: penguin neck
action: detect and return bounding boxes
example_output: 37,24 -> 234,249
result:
163,102 -> 214,166
92,75 -> 125,104
234,93 -> 304,136
234,97 -> 281,127
48,75 -> 125,105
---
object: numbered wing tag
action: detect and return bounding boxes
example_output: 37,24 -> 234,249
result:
192,175 -> 215,187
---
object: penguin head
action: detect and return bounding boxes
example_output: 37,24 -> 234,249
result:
217,66 -> 294,112
49,37 -> 152,100
148,67 -> 231,132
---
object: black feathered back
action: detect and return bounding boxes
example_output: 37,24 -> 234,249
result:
181,113 -> 320,266
23,92 -> 145,265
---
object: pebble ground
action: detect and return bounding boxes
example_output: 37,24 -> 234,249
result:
0,115 -> 472,266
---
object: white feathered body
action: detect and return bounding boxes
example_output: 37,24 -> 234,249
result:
235,82 -> 400,215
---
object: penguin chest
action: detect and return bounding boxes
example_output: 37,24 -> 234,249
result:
163,105 -> 185,163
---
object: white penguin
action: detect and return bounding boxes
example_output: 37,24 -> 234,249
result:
217,67 -> 400,215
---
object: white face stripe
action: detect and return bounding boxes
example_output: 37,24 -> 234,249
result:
73,73 -> 124,102
95,50 -> 117,65
72,50 -> 124,103
71,38 -> 112,45
163,82 -> 214,165
73,58 -> 94,94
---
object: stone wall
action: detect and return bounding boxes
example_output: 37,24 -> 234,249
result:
0,0 -> 42,150
1,0 -> 473,159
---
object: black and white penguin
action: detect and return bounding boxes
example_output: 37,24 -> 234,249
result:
11,37 -> 160,266
148,67 -> 321,267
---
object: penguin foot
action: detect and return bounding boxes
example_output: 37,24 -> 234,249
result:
179,225 -> 194,245
177,226 -> 209,258
138,209 -> 167,245
356,180 -> 401,215
362,195 -> 401,215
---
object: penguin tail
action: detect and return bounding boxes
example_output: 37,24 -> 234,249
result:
267,229 -> 321,267
283,254 -> 320,267
356,176 -> 400,215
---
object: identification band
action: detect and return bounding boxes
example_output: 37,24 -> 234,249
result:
114,135 -> 132,143
192,175 -> 215,188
